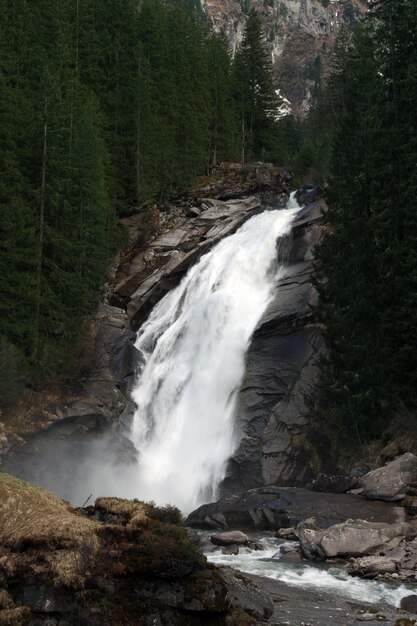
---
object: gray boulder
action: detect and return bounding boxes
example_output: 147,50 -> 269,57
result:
217,567 -> 274,621
296,519 -> 416,559
400,595 -> 417,612
346,556 -> 397,579
361,452 -> 417,501
210,530 -> 249,547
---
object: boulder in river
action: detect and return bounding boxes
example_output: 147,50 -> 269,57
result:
346,555 -> 397,579
361,452 -> 417,501
296,518 -> 416,559
211,530 -> 249,546
400,595 -> 417,613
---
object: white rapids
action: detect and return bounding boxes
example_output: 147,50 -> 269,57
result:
205,535 -> 412,608
129,201 -> 299,512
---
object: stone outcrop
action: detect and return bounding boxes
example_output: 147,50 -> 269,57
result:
296,518 -> 417,559
202,0 -> 368,116
186,486 -> 405,530
221,197 -> 327,494
110,164 -> 292,330
361,453 -> 417,501
0,473 -> 273,626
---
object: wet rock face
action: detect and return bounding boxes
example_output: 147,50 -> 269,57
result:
202,0 -> 368,116
221,199 -> 327,494
186,486 -> 405,530
111,165 -> 292,331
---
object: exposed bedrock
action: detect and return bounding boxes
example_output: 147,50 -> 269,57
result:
186,486 -> 406,530
112,196 -> 265,330
221,198 -> 327,495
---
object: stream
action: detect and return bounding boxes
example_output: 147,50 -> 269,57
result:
201,531 -> 412,608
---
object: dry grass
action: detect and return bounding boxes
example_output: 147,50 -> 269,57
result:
95,497 -> 147,523
0,591 -> 13,611
0,473 -> 99,552
0,607 -> 31,626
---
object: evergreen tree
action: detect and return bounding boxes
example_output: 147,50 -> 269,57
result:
232,9 -> 281,161
316,1 -> 417,439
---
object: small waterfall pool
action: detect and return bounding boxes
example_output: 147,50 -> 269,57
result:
201,531 -> 412,608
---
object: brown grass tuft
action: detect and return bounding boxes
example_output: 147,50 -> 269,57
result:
95,497 -> 147,522
0,607 -> 31,626
0,474 -> 99,552
0,591 -> 14,611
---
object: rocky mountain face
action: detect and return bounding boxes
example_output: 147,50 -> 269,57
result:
202,0 -> 368,116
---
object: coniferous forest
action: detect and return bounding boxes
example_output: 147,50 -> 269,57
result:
0,1 -> 282,400
1,0 -> 417,449
310,0 -> 417,441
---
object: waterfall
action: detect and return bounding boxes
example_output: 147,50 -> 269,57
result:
130,199 -> 300,512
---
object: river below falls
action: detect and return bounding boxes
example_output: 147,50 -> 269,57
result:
199,531 -> 413,608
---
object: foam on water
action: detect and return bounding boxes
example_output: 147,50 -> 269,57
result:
205,534 -> 411,608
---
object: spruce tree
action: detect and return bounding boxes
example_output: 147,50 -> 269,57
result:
232,9 -> 280,161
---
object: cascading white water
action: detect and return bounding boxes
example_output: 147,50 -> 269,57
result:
130,201 -> 299,512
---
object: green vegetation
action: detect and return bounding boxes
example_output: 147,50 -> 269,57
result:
233,9 -> 284,162
0,2 -> 285,401
312,0 -> 417,440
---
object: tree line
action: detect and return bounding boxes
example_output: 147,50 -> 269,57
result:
310,0 -> 417,441
0,1 -> 285,403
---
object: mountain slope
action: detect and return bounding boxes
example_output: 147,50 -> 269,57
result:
202,0 -> 368,116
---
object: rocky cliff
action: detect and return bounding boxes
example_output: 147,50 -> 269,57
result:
202,0 -> 368,116
221,195 -> 328,494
